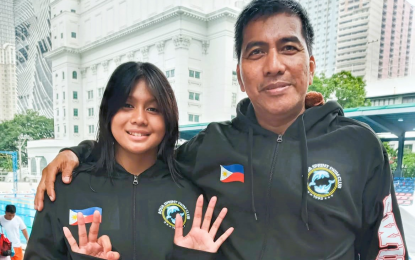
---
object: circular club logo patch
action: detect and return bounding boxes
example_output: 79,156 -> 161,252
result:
158,200 -> 190,229
307,164 -> 342,200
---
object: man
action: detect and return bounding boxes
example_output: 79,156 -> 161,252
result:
0,205 -> 29,260
35,0 -> 408,259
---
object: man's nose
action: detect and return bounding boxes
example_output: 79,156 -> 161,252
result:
263,48 -> 286,76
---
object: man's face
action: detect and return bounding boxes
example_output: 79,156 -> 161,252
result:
237,13 -> 315,118
4,212 -> 15,220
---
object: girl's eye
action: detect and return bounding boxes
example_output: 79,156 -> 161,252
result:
147,107 -> 159,112
123,103 -> 133,108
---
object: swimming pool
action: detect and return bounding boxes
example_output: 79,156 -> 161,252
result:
0,194 -> 35,244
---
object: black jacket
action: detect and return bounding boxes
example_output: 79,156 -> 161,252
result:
24,160 -> 218,260
60,98 -> 408,260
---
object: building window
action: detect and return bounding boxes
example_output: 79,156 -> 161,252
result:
189,92 -> 200,101
61,33 -> 63,39
71,9 -> 76,13
231,115 -> 236,119
63,108 -> 66,117
57,125 -> 60,132
74,125 -> 79,133
403,96 -> 415,103
88,90 -> 93,99
89,125 -> 95,134
98,87 -> 104,97
73,108 -> 78,117
56,93 -> 58,100
88,108 -> 94,117
404,144 -> 413,151
73,71 -> 77,79
73,91 -> 78,99
232,93 -> 237,107
56,109 -> 59,116
62,71 -> 65,79
63,92 -> 65,100
71,32 -> 76,38
188,114 -> 200,122
166,69 -> 175,78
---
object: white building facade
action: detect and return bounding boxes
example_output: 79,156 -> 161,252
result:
46,0 -> 249,144
0,43 -> 17,121
335,0 -> 383,82
297,0 -> 339,77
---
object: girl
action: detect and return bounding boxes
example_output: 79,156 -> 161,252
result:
24,62 -> 233,260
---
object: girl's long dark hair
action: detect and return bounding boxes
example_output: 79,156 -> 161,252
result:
95,62 -> 180,180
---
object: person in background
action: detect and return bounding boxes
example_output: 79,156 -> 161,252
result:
0,205 -> 29,260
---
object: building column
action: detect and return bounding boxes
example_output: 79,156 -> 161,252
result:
395,133 -> 405,177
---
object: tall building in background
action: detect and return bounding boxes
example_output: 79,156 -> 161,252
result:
0,0 -> 15,46
297,0 -> 339,77
336,0 -> 383,82
0,0 -> 17,121
0,44 -> 18,122
14,0 -> 53,118
378,0 -> 414,79
47,0 -> 249,144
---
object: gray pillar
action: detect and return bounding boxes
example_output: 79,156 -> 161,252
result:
395,134 -> 405,177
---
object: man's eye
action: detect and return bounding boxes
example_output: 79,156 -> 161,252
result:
250,49 -> 263,55
283,46 -> 297,51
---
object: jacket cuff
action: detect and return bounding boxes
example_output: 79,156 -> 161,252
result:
167,244 -> 216,260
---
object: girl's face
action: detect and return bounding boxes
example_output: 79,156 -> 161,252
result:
111,78 -> 165,160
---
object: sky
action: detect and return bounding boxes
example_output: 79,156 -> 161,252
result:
408,0 -> 415,6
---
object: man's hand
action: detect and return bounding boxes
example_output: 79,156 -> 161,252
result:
63,211 -> 120,260
35,150 -> 79,211
174,195 -> 234,253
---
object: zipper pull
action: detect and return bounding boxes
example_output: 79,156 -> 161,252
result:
133,175 -> 138,185
277,135 -> 283,143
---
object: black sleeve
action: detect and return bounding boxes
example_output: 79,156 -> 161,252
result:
167,244 -> 225,260
24,194 -> 68,259
60,140 -> 99,163
357,147 -> 408,260
175,130 -> 206,181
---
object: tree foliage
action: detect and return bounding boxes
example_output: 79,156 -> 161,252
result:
0,110 -> 54,170
383,142 -> 415,178
308,71 -> 371,109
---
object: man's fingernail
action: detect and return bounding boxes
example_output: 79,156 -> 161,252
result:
63,177 -> 70,182
49,196 -> 53,201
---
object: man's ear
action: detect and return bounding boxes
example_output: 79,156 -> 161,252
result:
308,55 -> 316,85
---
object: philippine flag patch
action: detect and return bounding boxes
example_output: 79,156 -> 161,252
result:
220,164 -> 244,183
69,207 -> 102,225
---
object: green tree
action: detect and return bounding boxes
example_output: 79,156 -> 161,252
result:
403,149 -> 415,178
308,71 -> 371,109
0,110 -> 54,170
382,142 -> 415,178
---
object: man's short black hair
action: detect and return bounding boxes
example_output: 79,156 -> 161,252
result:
234,0 -> 314,62
5,205 -> 16,214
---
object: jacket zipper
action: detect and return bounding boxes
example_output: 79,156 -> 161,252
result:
258,134 -> 283,260
133,175 -> 139,260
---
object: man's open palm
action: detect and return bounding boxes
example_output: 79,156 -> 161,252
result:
174,195 -> 234,253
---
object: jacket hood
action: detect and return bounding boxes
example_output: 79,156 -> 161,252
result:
75,159 -> 170,180
233,97 -> 344,139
